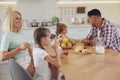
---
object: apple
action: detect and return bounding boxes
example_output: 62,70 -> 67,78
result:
66,42 -> 72,47
62,38 -> 68,43
61,42 -> 67,48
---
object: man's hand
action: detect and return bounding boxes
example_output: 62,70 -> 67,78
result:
81,38 -> 95,46
81,38 -> 90,46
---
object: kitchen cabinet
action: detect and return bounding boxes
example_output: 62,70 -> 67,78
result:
22,26 -> 92,42
0,25 -> 119,44
0,64 -> 11,80
13,26 -> 120,42
66,26 -> 91,39
22,27 -> 57,42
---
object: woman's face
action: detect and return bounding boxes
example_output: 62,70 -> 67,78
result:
13,13 -> 22,29
42,31 -> 51,46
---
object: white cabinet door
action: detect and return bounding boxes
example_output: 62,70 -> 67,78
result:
67,27 -> 91,39
49,28 -> 56,34
22,29 -> 35,42
22,26 -> 92,41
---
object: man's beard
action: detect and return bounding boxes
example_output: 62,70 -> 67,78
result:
91,23 -> 96,27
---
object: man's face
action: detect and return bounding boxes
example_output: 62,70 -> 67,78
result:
88,16 -> 96,27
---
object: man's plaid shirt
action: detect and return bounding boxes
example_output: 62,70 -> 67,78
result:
87,18 -> 120,52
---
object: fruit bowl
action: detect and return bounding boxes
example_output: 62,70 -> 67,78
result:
59,38 -> 76,49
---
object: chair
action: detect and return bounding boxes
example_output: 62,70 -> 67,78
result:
8,59 -> 33,80
49,63 -> 66,80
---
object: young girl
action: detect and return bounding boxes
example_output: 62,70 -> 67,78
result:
56,23 -> 80,42
33,27 -> 62,80
56,23 -> 67,37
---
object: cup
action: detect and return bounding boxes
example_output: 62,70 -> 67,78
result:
95,37 -> 105,54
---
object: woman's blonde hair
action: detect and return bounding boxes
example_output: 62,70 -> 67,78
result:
2,11 -> 22,32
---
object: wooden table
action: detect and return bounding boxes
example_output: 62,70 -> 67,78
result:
45,46 -> 120,80
60,47 -> 120,80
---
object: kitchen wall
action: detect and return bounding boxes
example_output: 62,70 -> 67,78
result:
15,0 -> 58,21
0,0 -> 120,28
0,0 -> 58,27
58,3 -> 120,25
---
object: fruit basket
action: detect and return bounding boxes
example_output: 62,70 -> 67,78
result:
59,38 -> 76,49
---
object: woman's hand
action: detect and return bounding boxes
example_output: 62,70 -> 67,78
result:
19,42 -> 30,50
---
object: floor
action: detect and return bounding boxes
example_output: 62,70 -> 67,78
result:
0,63 -> 12,80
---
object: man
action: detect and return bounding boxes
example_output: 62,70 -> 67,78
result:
82,9 -> 120,52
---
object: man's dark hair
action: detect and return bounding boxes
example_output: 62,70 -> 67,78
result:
87,9 -> 101,17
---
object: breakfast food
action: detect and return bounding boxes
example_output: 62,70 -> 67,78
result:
75,45 -> 92,54
82,49 -> 91,54
75,45 -> 84,52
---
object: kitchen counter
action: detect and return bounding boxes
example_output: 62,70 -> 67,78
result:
22,24 -> 120,30
22,24 -> 91,30
0,24 -> 119,30
45,46 -> 120,80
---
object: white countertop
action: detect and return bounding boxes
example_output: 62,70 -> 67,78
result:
22,24 -> 120,30
22,25 -> 89,30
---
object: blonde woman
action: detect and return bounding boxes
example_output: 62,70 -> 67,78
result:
1,11 -> 34,76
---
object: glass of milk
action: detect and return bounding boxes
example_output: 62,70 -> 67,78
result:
95,37 -> 105,54
50,38 -> 63,53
